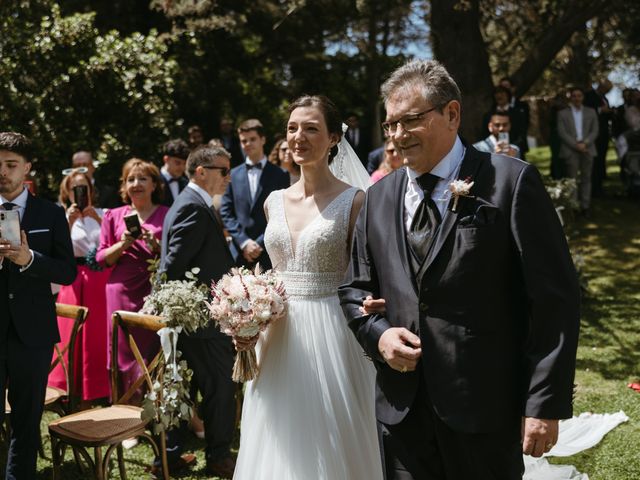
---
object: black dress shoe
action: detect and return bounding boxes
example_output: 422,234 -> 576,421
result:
206,456 -> 236,479
149,453 -> 197,478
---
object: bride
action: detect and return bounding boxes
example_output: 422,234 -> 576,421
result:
232,95 -> 383,480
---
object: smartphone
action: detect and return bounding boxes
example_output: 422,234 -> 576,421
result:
123,212 -> 142,238
0,210 -> 21,247
497,132 -> 510,145
73,185 -> 89,211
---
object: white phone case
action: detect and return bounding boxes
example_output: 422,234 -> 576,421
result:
0,210 -> 21,247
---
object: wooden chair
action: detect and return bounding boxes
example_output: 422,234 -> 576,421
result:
48,311 -> 170,480
3,303 -> 88,446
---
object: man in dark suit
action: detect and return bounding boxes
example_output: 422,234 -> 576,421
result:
218,117 -> 244,168
0,132 -> 76,479
584,79 -> 613,197
482,85 -> 528,160
339,60 -> 580,480
160,138 -> 190,207
159,145 -> 237,478
345,113 -> 371,166
500,77 -> 530,159
220,118 -> 289,269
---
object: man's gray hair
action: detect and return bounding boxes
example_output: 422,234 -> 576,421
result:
186,145 -> 231,178
381,60 -> 461,111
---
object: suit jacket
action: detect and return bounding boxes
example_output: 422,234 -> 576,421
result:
220,162 -> 289,269
338,145 -> 580,434
557,107 -> 599,158
161,174 -> 189,207
0,194 -> 76,347
160,186 -> 235,338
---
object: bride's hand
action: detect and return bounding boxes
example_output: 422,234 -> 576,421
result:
233,333 -> 260,352
359,295 -> 386,315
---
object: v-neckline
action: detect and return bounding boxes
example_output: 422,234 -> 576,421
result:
281,188 -> 353,259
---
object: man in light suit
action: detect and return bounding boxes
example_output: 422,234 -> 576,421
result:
220,119 -> 289,269
339,61 -> 580,479
160,138 -> 190,207
159,146 -> 237,478
557,87 -> 599,213
0,132 -> 76,479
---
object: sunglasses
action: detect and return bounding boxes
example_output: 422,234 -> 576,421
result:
61,167 -> 89,176
202,165 -> 231,176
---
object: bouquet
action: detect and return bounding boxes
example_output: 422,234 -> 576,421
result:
208,264 -> 287,382
140,268 -> 209,432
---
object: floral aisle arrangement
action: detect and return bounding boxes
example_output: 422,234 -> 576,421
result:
545,178 -> 578,226
140,268 -> 210,433
208,264 -> 287,382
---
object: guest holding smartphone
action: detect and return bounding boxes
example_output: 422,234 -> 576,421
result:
49,169 -> 111,404
96,159 -> 168,404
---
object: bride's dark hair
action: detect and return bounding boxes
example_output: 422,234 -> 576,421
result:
288,95 -> 342,164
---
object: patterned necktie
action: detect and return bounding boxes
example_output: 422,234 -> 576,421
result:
407,173 -> 441,266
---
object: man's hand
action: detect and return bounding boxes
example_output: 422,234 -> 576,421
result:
522,417 -> 559,458
359,295 -> 386,315
233,333 -> 259,352
378,327 -> 422,372
242,240 -> 263,262
0,230 -> 33,267
576,141 -> 588,153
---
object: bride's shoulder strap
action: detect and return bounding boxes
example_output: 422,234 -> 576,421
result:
264,188 -> 285,218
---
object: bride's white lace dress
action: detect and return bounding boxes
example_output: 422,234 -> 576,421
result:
233,187 -> 383,480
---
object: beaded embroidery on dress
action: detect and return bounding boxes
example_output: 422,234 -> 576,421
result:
233,187 -> 383,480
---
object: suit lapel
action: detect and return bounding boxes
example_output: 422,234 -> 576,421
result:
251,164 -> 268,212
21,193 -> 36,231
417,147 -> 484,280
235,167 -> 252,214
185,187 -> 226,244
393,169 -> 418,295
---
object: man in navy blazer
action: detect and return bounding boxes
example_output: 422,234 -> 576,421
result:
0,132 -> 76,479
159,145 -> 238,478
220,119 -> 289,269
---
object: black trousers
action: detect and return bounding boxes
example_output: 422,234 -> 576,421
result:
161,332 -> 236,464
0,324 -> 53,480
381,379 -> 524,480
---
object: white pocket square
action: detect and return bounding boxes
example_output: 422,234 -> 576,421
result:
28,229 -> 50,234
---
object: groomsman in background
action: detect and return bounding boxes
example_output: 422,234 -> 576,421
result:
584,79 -> 613,197
220,119 -> 289,269
159,146 -> 237,478
160,138 -> 190,207
1,132 -> 76,479
345,113 -> 370,166
557,87 -> 599,214
218,117 -> 244,167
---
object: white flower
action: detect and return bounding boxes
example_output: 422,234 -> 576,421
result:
448,178 -> 474,212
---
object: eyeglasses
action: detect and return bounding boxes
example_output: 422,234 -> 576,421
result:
381,106 -> 440,135
202,165 -> 230,176
61,167 -> 89,176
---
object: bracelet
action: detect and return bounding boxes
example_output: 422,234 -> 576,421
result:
85,247 -> 104,272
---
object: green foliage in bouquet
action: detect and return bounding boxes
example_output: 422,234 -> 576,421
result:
141,268 -> 209,432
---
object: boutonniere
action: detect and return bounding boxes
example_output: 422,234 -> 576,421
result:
448,177 -> 474,212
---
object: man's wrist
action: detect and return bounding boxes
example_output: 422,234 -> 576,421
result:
19,249 -> 35,272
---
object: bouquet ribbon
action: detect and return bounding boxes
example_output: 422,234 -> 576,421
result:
157,326 -> 183,381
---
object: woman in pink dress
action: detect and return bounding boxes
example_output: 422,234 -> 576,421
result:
48,169 -> 111,402
96,159 -> 168,398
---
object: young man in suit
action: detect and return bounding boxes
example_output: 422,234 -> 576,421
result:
473,111 -> 521,159
158,145 -> 237,478
339,60 -> 580,480
220,119 -> 289,269
0,132 -> 76,479
557,87 -> 599,214
160,138 -> 190,207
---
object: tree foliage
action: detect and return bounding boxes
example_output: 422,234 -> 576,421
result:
0,1 -> 178,196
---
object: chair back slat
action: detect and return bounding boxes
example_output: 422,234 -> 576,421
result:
111,311 -> 165,406
50,303 -> 88,413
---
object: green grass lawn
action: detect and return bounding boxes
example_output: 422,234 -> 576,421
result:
2,147 -> 639,479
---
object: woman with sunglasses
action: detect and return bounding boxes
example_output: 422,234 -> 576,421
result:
48,168 -> 111,404
96,159 -> 168,407
268,138 -> 301,184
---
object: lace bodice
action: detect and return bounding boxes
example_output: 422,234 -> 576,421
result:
264,188 -> 359,297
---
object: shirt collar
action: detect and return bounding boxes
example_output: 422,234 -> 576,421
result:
0,186 -> 29,209
187,181 -> 213,207
245,156 -> 267,169
406,135 -> 465,183
571,105 -> 583,113
161,166 -> 176,182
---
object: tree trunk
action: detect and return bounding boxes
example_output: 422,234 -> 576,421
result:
430,0 -> 494,142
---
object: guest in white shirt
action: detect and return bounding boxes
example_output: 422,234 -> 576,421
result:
160,138 -> 190,207
473,111 -> 521,159
48,169 -> 111,403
